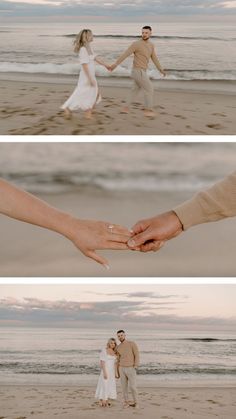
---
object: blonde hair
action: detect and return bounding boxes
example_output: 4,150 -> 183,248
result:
106,338 -> 117,352
74,29 -> 92,53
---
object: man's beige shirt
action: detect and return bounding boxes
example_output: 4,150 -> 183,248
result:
115,39 -> 162,71
117,340 -> 140,368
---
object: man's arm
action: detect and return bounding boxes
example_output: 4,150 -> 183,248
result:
151,47 -> 166,75
110,42 -> 136,70
132,342 -> 140,367
128,171 -> 236,252
174,170 -> 236,230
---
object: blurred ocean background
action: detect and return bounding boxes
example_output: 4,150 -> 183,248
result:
0,21 -> 236,82
0,142 -> 235,194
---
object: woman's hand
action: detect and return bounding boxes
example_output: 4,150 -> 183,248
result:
103,372 -> 108,380
89,78 -> 96,87
64,217 -> 132,268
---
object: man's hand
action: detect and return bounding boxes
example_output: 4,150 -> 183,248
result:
109,63 -> 117,72
160,69 -> 167,77
128,211 -> 183,252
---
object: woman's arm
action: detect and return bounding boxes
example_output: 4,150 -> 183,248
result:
0,179 -> 131,267
95,56 -> 110,69
82,63 -> 96,86
115,360 -> 120,378
100,360 -> 108,379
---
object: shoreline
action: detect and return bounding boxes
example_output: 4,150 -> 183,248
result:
1,71 -> 236,94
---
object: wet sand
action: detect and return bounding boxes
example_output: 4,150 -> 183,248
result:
0,385 -> 236,419
0,75 -> 236,135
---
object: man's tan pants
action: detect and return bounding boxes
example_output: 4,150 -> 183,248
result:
128,67 -> 154,109
120,366 -> 138,403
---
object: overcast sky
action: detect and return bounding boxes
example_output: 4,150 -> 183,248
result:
1,0 -> 236,21
0,284 -> 236,331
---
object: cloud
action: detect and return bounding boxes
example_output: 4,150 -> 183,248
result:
1,0 -> 236,19
0,296 -> 235,331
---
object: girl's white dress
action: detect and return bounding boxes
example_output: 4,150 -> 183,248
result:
61,46 -> 101,111
95,349 -> 117,400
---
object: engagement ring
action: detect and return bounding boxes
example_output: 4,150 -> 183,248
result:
108,225 -> 114,234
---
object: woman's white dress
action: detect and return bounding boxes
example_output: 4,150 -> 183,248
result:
61,46 -> 101,111
95,349 -> 117,400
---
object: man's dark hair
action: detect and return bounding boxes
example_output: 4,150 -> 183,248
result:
117,330 -> 125,334
142,26 -> 152,31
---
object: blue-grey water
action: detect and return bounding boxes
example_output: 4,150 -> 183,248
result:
0,21 -> 236,81
0,142 -> 235,194
0,327 -> 235,386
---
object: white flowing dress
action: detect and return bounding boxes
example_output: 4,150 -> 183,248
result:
61,46 -> 101,111
95,349 -> 117,400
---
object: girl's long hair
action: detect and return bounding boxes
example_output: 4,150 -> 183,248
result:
106,338 -> 117,353
74,29 -> 92,53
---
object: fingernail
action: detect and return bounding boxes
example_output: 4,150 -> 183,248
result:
128,239 -> 136,247
130,229 -> 134,233
103,264 -> 110,270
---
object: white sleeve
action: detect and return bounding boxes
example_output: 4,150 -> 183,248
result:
99,348 -> 107,362
79,47 -> 90,64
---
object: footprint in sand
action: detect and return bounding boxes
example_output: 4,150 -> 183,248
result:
174,114 -> 187,119
212,113 -> 226,117
206,123 -> 224,130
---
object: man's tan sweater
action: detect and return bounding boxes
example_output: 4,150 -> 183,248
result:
117,340 -> 140,368
174,171 -> 236,230
115,39 -> 162,71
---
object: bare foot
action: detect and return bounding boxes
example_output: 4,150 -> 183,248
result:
144,109 -> 156,118
63,108 -> 72,120
120,106 -> 129,114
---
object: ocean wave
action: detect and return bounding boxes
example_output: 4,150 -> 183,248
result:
0,61 -> 235,81
1,362 -> 235,376
0,171 -> 214,194
40,34 -> 236,42
179,338 -> 236,342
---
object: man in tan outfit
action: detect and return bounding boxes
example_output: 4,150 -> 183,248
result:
127,170 -> 236,252
117,330 -> 140,408
109,26 -> 166,117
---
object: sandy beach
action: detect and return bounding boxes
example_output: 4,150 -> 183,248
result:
0,74 -> 236,135
0,189 -> 235,277
0,385 -> 235,419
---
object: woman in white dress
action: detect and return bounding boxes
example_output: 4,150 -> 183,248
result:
95,338 -> 119,407
61,29 -> 109,119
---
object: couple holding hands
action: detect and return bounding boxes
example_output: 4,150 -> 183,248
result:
61,26 -> 166,119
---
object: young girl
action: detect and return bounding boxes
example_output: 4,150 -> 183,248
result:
95,338 -> 119,407
61,29 -> 109,119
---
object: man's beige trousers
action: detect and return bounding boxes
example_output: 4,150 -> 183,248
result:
128,68 -> 154,109
120,366 -> 138,403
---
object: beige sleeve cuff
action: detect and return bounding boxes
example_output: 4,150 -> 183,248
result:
173,171 -> 236,230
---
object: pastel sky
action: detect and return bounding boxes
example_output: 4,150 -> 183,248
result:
0,284 -> 236,331
1,0 -> 236,21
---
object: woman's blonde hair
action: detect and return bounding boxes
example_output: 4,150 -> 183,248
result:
74,29 -> 92,53
106,338 -> 117,351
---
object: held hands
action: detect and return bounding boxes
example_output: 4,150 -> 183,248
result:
104,63 -> 117,72
64,212 -> 182,269
127,211 -> 183,252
